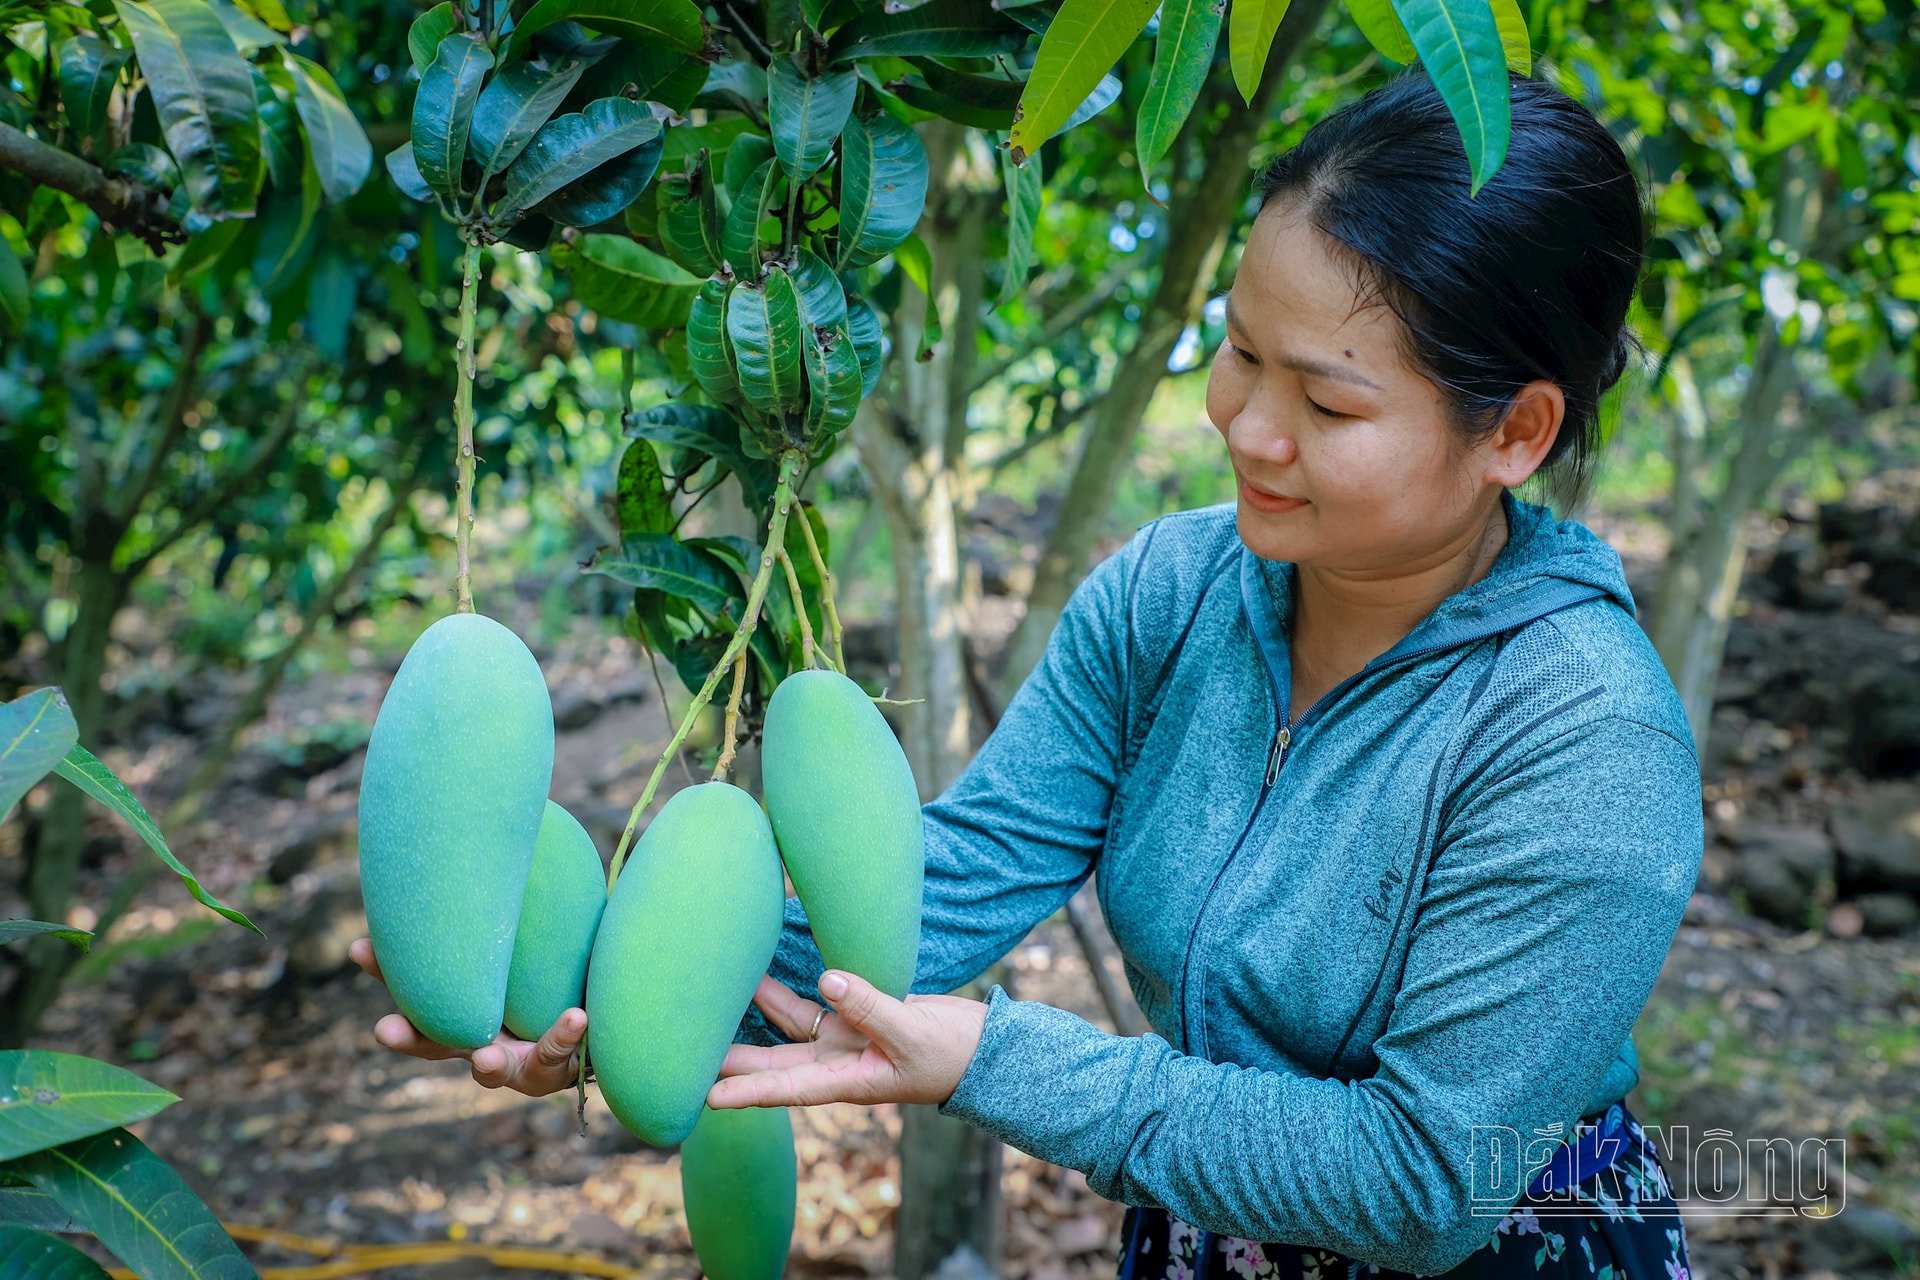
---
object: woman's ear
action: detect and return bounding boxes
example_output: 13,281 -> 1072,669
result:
1482,380 -> 1564,487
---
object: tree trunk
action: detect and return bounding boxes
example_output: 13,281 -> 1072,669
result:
996,0 -> 1333,700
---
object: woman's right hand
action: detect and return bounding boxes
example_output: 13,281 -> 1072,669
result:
348,937 -> 588,1098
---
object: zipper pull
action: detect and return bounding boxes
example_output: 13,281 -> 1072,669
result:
1265,725 -> 1291,786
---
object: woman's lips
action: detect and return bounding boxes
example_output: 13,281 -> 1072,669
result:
1237,476 -> 1307,513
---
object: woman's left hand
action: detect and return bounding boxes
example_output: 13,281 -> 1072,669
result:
708,970 -> 987,1109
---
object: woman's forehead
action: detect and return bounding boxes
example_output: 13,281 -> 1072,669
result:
1227,212 -> 1400,387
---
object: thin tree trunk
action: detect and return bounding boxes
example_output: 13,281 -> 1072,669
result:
997,0 -> 1333,700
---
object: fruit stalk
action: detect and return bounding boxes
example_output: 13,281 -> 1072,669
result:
711,649 -> 749,781
795,506 -> 845,672
775,546 -> 816,669
453,239 -> 482,614
606,448 -> 806,889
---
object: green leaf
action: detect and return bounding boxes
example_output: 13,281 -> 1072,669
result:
7,1128 -> 252,1280
586,534 -> 738,612
407,2 -> 458,74
537,129 -> 664,227
617,441 -> 673,538
1228,0 -> 1292,105
845,293 -> 885,398
105,143 -> 181,193
1388,0 -> 1509,195
835,113 -> 928,269
1136,0 -> 1220,179
305,251 -> 355,360
721,132 -> 774,194
687,276 -> 741,403
280,52 -> 370,205
53,748 -> 261,936
894,230 -> 940,359
1489,0 -> 1528,73
249,148 -> 323,296
1008,0 -> 1154,161
0,690 -> 78,823
999,140 -> 1040,304
469,58 -> 588,185
411,32 -> 493,206
721,156 -> 784,279
829,0 -> 1029,62
0,1226 -> 112,1278
790,245 -> 849,333
577,43 -> 710,114
557,233 -> 701,326
0,1186 -> 86,1234
57,35 -> 131,144
727,264 -> 807,419
504,0 -> 707,63
112,0 -> 264,218
252,65 -> 299,191
0,1052 -> 177,1162
801,321 -> 863,442
0,922 -> 92,952
385,144 -> 432,203
624,402 -> 750,470
769,58 -> 857,183
660,116 -> 755,172
498,96 -> 661,223
0,234 -> 25,336
208,0 -> 280,51
1342,0 -> 1414,61
657,159 -> 723,276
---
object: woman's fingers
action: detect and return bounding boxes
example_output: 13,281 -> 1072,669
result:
348,937 -> 384,983
533,1009 -> 587,1079
709,1054 -> 886,1109
373,1013 -> 469,1063
716,1040 -> 822,1078
750,974 -> 826,1042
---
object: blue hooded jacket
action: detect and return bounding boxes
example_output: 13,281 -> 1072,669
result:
742,488 -> 1704,1276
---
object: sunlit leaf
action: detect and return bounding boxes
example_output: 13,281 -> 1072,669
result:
1389,0 -> 1509,194
1228,0 -> 1292,107
0,690 -> 78,823
1007,0 -> 1154,161
0,1052 -> 177,1162
112,0 -> 264,218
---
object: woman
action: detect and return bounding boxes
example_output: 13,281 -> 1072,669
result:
353,67 -> 1702,1280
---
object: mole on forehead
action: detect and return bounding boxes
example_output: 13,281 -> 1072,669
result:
1223,293 -> 1385,391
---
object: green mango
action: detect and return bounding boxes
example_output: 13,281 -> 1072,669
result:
503,800 -> 606,1041
587,781 -> 784,1146
359,613 -> 554,1049
761,669 -> 924,999
680,1104 -> 796,1280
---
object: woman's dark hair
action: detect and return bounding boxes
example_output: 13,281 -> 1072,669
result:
1252,66 -> 1648,510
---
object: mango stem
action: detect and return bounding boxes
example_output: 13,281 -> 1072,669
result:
795,502 -> 845,672
775,545 -> 817,669
605,449 -> 807,889
711,649 -> 750,781
452,239 -> 481,614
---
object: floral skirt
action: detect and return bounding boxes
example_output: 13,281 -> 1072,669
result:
1114,1103 -> 1691,1280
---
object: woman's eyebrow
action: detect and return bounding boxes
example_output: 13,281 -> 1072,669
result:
1223,293 -> 1385,391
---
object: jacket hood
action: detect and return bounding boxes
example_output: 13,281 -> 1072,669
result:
1246,488 -> 1641,686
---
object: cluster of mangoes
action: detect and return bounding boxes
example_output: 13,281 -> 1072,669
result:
357,612 -> 925,1279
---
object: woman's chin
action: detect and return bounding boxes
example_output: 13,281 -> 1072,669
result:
1235,506 -> 1309,561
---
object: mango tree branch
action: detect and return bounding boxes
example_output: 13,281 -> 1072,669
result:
606,449 -> 807,889
0,122 -> 186,253
112,305 -> 211,537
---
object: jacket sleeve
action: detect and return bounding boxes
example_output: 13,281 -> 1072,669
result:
736,523 -> 1145,1048
934,714 -> 1703,1276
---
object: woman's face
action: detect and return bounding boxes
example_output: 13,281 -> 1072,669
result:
1205,204 -> 1502,571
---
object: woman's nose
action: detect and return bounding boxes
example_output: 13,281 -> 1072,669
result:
1229,412 -> 1298,466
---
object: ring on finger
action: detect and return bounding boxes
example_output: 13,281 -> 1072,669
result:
808,1007 -> 831,1042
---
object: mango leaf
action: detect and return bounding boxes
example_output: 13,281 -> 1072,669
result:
1342,0 -> 1414,61
769,59 -> 857,183
1229,0 -> 1292,106
556,233 -> 700,326
469,58 -> 587,185
0,921 -> 91,951
1136,0 -> 1219,180
504,0 -> 706,63
105,143 -> 181,193
112,0 -> 263,218
687,276 -> 741,403
1060,71 -> 1122,132
617,441 -> 672,538
765,0 -> 804,48
53,748 -> 261,936
384,144 -> 433,203
721,132 -> 775,194
834,113 -> 928,269
1489,0 -> 1529,74
661,116 -> 755,171
586,534 -> 738,612
790,245 -> 849,333
625,402 -> 748,464
498,97 -> 661,223
412,33 -> 492,206
845,293 -> 885,398
305,251 -> 355,360
999,139 -> 1040,303
904,60 -> 1019,127
0,690 -> 78,823
1007,0 -> 1154,162
830,0 -> 1029,62
657,160 -> 722,276
7,1128 -> 252,1280
57,35 -> 131,144
280,52 -> 370,204
727,265 -> 807,419
0,1052 -> 177,1162
407,2 -> 457,73
538,130 -> 663,227
0,1187 -> 87,1233
1388,0 -> 1509,195
0,236 -> 25,335
0,1225 -> 111,1278
721,156 -> 784,278
208,0 -> 279,50
697,59 -> 769,121
894,230 -> 940,359
250,149 -> 323,296
251,66 -> 299,191
801,322 -> 863,441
